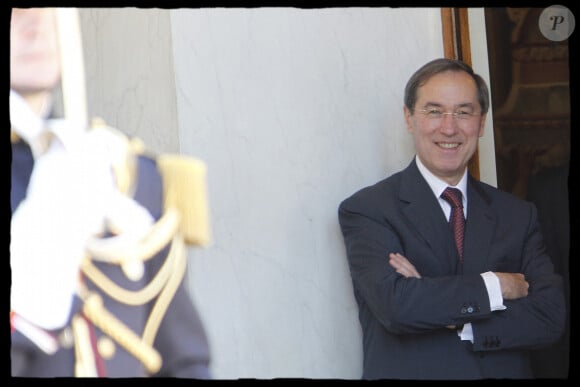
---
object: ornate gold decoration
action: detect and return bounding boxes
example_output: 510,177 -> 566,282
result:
80,291 -> 162,374
72,119 -> 210,375
82,207 -> 181,305
78,207 -> 188,375
97,336 -> 116,359
72,315 -> 98,377
157,154 -> 211,247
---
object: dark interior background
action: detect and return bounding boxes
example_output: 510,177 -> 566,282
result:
484,7 -> 570,379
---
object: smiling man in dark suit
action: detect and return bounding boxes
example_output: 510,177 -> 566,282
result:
338,58 -> 565,379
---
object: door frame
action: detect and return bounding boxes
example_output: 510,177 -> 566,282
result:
441,7 -> 480,180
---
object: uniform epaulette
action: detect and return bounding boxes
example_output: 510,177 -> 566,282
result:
89,117 -> 211,247
156,154 -> 211,247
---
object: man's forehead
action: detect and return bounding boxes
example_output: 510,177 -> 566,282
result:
416,72 -> 478,99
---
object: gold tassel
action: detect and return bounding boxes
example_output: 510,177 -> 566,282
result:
157,154 -> 211,247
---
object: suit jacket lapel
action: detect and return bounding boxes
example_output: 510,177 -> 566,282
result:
463,177 -> 496,274
399,161 -> 458,273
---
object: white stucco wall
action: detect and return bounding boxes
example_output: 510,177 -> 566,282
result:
79,7 -> 495,379
469,7 -> 498,187
81,8 -> 180,154
169,8 -> 443,379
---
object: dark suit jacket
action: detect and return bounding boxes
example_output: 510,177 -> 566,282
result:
338,159 -> 565,379
11,139 -> 211,378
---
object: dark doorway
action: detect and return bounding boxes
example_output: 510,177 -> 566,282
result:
484,7 -> 570,378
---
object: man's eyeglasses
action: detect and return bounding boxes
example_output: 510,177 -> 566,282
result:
417,108 -> 480,121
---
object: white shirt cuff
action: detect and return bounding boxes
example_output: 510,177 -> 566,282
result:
458,322 -> 474,342
481,271 -> 507,311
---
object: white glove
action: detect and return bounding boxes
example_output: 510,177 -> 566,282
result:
11,123 -> 153,330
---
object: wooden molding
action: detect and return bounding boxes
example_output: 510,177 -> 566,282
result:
441,8 -> 456,59
441,7 -> 480,180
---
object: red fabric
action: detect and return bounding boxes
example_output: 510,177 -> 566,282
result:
82,313 -> 107,377
441,187 -> 465,260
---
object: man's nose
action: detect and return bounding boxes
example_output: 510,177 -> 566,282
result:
439,113 -> 458,134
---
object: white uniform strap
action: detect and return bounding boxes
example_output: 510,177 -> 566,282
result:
55,8 -> 87,131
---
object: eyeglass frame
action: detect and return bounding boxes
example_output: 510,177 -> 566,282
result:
416,107 -> 482,121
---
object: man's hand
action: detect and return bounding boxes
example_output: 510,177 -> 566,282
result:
389,252 -> 421,279
495,272 -> 529,300
389,252 -> 459,329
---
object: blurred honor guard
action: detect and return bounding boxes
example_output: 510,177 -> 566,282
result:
10,8 -> 212,377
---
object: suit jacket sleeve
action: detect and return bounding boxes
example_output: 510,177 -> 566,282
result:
338,182 -> 493,335
468,197 -> 566,351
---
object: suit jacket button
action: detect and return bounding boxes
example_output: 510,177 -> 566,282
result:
467,306 -> 473,313
460,307 -> 467,314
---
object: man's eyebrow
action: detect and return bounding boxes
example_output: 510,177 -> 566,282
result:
421,102 -> 475,109
422,102 -> 443,108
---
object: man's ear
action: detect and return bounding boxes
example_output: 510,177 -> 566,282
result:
478,113 -> 487,137
404,105 -> 414,133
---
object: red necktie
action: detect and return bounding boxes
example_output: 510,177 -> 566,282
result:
441,187 -> 465,260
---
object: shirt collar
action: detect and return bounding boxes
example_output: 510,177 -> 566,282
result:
415,155 -> 468,204
11,89 -> 83,156
10,90 -> 46,147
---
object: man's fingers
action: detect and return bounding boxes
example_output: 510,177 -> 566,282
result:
389,253 -> 421,279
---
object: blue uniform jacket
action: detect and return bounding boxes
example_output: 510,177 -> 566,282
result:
11,139 -> 211,378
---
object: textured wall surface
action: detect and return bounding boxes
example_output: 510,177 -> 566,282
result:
170,8 -> 443,379
81,8 -> 180,154
79,7 -> 495,379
